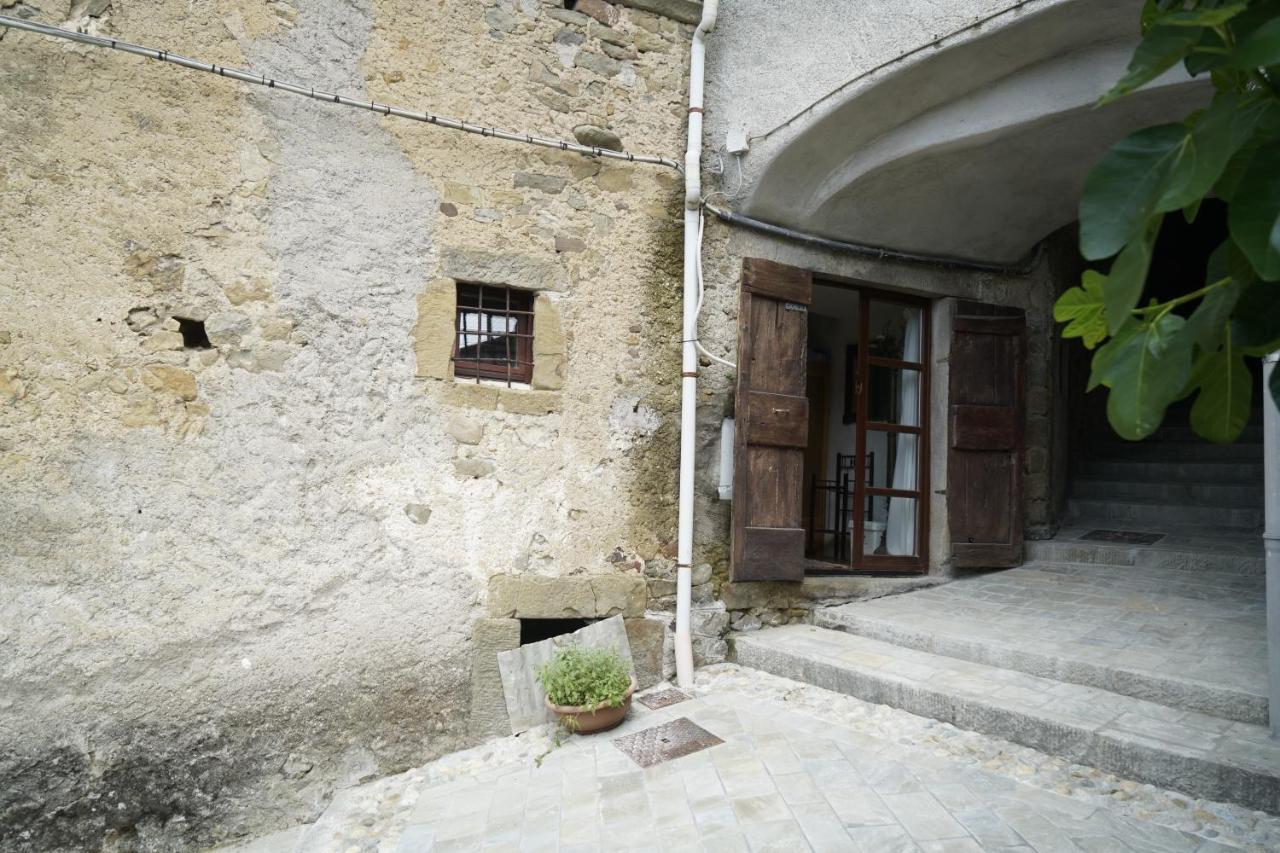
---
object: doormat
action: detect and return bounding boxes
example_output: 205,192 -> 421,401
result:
637,688 -> 690,710
612,717 -> 723,768
1080,529 -> 1165,545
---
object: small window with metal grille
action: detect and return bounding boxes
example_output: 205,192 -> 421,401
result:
453,283 -> 535,386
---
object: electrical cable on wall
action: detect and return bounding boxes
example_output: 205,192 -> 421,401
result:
0,13 -> 750,371
0,14 -> 682,171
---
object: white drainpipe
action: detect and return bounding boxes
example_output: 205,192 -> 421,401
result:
1264,352 -> 1279,738
675,0 -> 719,689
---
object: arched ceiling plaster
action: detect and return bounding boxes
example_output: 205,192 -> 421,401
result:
742,0 -> 1212,265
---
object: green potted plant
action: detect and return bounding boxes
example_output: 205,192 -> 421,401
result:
537,645 -> 637,734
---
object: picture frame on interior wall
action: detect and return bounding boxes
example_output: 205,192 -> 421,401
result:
842,345 -> 857,425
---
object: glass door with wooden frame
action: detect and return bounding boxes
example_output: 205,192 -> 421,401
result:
803,285 -> 930,574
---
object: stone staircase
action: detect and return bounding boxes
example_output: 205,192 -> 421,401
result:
730,536 -> 1280,813
1066,416 -> 1265,535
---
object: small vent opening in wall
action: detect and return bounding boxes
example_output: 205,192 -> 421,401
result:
562,1 -> 578,8
520,618 -> 593,645
175,317 -> 212,350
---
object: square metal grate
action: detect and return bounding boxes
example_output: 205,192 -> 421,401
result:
637,688 -> 691,710
612,717 -> 723,768
1081,529 -> 1165,545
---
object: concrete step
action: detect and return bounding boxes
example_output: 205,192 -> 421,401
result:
1024,559 -> 1265,596
1066,497 -> 1264,531
1071,476 -> 1264,505
1077,459 -> 1265,483
1027,537 -> 1265,573
814,573 -> 1267,725
732,625 -> 1280,812
1087,440 -> 1263,463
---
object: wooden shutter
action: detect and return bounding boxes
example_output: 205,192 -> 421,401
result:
731,259 -> 811,582
948,302 -> 1026,568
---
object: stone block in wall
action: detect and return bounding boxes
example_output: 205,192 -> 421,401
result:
488,574 -> 647,619
439,248 -> 570,293
412,278 -> 457,380
532,294 -> 566,392
613,0 -> 702,25
468,618 -> 522,739
624,617 -> 665,689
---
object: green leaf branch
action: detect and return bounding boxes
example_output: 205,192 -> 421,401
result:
1055,0 -> 1280,442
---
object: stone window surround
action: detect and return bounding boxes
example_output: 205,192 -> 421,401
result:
412,249 -> 568,413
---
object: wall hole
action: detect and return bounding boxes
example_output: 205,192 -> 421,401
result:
519,618 -> 593,645
175,317 -> 212,350
562,0 -> 578,8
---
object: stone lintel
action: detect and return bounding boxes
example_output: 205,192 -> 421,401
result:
440,247 -> 570,293
488,574 -> 647,619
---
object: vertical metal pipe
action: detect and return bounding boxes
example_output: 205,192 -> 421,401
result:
1264,352 -> 1280,738
674,0 -> 720,689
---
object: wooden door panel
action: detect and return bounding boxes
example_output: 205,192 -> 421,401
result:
948,303 -> 1025,569
951,406 -> 1019,450
744,391 -> 809,448
744,446 -> 805,528
951,452 -> 1014,541
731,258 -> 812,582
746,298 -> 806,394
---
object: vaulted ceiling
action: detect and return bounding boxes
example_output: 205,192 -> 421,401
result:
742,0 -> 1211,266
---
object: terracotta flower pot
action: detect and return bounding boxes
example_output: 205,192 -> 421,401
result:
545,676 -> 637,734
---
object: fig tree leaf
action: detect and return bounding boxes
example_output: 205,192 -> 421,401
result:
1080,125 -> 1186,260
1157,4 -> 1246,27
1230,280 -> 1280,349
1190,348 -> 1252,443
1055,271 -> 1109,348
1102,314 -> 1193,440
1100,26 -> 1204,105
1229,141 -> 1280,280
1157,93 -> 1240,211
1184,279 -> 1240,351
1104,217 -> 1160,334
1225,17 -> 1280,69
1089,320 -> 1141,391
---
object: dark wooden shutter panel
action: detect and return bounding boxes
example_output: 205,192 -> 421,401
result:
948,302 -> 1026,568
731,259 -> 812,582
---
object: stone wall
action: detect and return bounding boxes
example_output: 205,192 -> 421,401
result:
0,0 -> 691,849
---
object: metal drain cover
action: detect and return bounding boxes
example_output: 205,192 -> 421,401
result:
637,688 -> 690,710
612,717 -> 723,768
1081,529 -> 1165,545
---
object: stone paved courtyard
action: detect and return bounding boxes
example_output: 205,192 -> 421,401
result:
225,666 -> 1280,852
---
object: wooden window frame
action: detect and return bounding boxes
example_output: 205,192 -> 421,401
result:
452,282 -> 535,386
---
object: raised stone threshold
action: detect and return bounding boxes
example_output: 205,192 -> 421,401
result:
732,625 -> 1280,813
720,573 -> 944,612
815,565 -> 1268,726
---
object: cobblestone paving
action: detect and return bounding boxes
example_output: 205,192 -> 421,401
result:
225,666 -> 1280,852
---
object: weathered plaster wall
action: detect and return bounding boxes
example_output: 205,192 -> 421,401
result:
0,0 -> 690,848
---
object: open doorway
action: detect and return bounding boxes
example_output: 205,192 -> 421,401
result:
1062,200 -> 1266,539
802,281 -> 930,573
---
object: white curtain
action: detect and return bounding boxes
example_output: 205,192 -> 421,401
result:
886,312 -> 920,555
